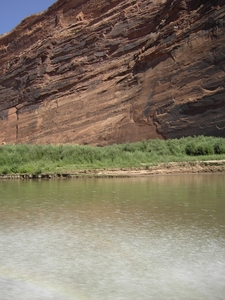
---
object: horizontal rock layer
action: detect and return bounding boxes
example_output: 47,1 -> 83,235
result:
0,0 -> 225,145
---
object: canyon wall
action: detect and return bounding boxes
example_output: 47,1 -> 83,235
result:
0,0 -> 225,145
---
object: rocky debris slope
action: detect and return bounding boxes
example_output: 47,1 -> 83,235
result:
0,0 -> 225,145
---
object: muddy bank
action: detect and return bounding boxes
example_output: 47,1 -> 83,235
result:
1,160 -> 225,180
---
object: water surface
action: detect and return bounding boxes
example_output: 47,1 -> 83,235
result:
0,174 -> 225,300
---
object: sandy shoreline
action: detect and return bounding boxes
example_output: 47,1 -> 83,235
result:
76,160 -> 225,178
1,160 -> 225,179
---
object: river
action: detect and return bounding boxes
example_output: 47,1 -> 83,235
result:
0,174 -> 225,300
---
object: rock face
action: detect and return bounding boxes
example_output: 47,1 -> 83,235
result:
0,0 -> 225,145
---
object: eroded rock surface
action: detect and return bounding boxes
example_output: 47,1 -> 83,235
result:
0,0 -> 225,145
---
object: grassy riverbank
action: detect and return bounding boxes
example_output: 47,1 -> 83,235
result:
1,136 -> 225,176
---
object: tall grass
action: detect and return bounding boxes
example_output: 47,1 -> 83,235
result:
0,136 -> 225,175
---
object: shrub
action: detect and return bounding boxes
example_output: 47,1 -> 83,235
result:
122,142 -> 139,152
166,139 -> 182,156
185,142 -> 197,156
214,142 -> 225,154
1,167 -> 10,175
185,141 -> 214,156
196,143 -> 214,155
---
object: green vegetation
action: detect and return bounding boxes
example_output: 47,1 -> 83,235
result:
0,136 -> 225,175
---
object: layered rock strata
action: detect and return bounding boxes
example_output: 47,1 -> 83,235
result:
0,0 -> 225,145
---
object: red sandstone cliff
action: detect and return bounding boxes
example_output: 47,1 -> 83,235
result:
0,0 -> 225,145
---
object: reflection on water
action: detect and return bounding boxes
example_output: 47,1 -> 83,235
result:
0,174 -> 225,300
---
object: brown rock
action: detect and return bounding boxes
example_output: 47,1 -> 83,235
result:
0,0 -> 225,145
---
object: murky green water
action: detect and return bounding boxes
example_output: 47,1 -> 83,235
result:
0,174 -> 225,300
